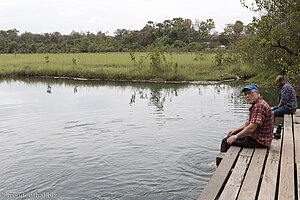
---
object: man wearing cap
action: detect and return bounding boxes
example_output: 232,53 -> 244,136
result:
220,85 -> 274,152
272,75 -> 297,117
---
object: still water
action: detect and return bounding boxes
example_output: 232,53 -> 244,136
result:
0,78 -> 291,200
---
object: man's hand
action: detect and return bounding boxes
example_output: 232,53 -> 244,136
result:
227,130 -> 236,136
227,135 -> 236,145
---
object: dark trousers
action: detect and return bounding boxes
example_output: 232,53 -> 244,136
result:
220,131 -> 267,152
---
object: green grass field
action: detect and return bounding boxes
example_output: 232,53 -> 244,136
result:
0,52 -> 257,82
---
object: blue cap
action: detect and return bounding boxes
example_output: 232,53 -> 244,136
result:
242,85 -> 259,93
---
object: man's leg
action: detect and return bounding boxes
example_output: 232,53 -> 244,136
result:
220,135 -> 266,152
220,136 -> 231,152
273,106 -> 293,117
232,136 -> 266,148
221,129 -> 243,152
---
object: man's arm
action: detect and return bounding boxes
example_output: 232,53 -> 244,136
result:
272,102 -> 285,110
274,102 -> 285,108
227,123 -> 258,145
227,124 -> 246,136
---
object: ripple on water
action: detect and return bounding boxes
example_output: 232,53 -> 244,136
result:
63,122 -> 97,130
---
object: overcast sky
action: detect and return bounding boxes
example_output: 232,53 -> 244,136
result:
0,0 -> 256,35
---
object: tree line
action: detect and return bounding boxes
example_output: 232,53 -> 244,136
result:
0,18 -> 248,53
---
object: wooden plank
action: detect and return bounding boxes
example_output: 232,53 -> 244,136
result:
279,162 -> 295,200
294,114 -> 300,165
238,148 -> 267,200
297,164 -> 300,200
198,146 -> 241,200
294,109 -> 300,118
293,111 -> 300,200
278,114 -> 294,200
218,148 -> 254,200
258,139 -> 281,200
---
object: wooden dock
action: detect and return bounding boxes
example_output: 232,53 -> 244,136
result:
198,109 -> 300,200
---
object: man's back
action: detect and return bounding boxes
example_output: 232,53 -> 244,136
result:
248,97 -> 274,147
279,82 -> 297,113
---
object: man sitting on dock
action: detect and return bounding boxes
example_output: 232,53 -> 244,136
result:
272,75 -> 297,117
220,85 -> 274,152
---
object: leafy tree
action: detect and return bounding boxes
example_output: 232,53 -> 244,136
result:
240,0 -> 300,83
194,18 -> 215,42
221,20 -> 245,45
137,22 -> 156,46
114,29 -> 130,37
232,20 -> 244,38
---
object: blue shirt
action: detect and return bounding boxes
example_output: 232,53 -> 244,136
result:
278,82 -> 298,113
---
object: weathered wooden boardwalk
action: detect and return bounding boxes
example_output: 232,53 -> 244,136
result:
198,109 -> 300,200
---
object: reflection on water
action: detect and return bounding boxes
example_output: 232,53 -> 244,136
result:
130,88 -> 179,111
0,78 -> 298,200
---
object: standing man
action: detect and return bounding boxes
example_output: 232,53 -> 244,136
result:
221,85 -> 274,152
272,75 -> 297,117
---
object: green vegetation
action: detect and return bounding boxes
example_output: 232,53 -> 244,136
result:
239,0 -> 299,84
0,52 -> 256,82
0,0 -> 299,85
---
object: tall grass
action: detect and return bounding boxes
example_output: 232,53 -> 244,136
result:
0,52 -> 257,82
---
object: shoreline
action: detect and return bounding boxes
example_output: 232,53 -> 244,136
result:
1,74 -> 238,85
47,75 -> 238,85
1,75 -> 300,97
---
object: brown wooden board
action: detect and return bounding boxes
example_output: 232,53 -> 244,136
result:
293,110 -> 300,200
278,114 -> 294,200
295,125 -> 300,200
198,146 -> 241,200
238,148 -> 267,200
297,164 -> 300,200
257,139 -> 281,200
218,148 -> 254,200
294,111 -> 300,165
294,109 -> 300,118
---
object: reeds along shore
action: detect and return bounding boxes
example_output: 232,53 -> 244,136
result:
0,52 -> 259,82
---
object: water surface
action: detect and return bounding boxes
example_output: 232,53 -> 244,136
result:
0,78 -> 291,200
